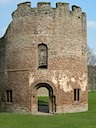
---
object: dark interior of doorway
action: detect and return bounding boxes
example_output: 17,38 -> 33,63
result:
38,96 -> 49,113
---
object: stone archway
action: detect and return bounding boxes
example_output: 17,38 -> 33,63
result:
37,87 -> 49,113
30,80 -> 57,114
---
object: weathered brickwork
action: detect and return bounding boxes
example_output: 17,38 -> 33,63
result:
88,65 -> 96,91
0,2 -> 88,114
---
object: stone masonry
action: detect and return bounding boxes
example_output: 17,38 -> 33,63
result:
0,2 -> 88,114
88,65 -> 96,91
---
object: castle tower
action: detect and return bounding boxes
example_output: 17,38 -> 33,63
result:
0,2 -> 88,114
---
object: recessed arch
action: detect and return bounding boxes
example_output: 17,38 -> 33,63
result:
30,79 -> 57,95
30,80 -> 57,114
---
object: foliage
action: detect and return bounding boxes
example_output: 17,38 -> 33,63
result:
0,92 -> 96,128
38,96 -> 48,105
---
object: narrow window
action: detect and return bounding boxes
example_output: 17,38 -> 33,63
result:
38,44 -> 48,68
74,89 -> 76,101
6,90 -> 13,102
77,89 -> 80,101
74,89 -> 80,101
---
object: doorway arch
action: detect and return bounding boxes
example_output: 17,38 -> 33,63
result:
37,86 -> 49,113
30,80 -> 57,114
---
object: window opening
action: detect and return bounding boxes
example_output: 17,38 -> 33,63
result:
38,44 -> 48,69
74,89 -> 80,101
6,90 -> 13,102
37,87 -> 49,113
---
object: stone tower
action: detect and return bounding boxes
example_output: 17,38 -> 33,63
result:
0,2 -> 88,114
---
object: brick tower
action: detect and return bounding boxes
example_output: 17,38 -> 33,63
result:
0,2 -> 88,114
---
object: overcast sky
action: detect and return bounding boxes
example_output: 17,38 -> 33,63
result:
0,0 -> 96,52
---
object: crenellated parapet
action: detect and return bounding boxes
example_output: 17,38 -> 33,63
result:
12,2 -> 32,18
17,1 -> 31,8
12,1 -> 85,20
56,2 -> 69,10
37,2 -> 51,8
72,5 -> 82,13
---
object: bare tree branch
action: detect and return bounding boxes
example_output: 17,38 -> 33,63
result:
87,45 -> 96,65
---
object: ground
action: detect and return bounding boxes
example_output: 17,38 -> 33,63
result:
0,92 -> 95,128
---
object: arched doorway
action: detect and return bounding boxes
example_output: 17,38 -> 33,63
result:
37,87 -> 49,113
31,82 -> 56,114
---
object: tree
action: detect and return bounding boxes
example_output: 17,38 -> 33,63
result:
87,46 -> 96,65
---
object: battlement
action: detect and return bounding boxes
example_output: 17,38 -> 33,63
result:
72,5 -> 82,14
17,1 -> 69,9
37,2 -> 51,8
12,1 -> 84,20
17,2 -> 31,8
56,2 -> 69,8
17,1 -> 31,8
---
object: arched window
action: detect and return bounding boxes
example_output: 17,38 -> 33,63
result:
38,44 -> 48,68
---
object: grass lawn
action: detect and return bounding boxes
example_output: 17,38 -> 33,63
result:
38,96 -> 49,105
0,92 -> 96,128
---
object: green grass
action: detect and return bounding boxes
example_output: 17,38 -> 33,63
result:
38,96 -> 48,105
0,92 -> 96,128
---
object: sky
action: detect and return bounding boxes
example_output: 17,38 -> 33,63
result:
0,0 -> 96,52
